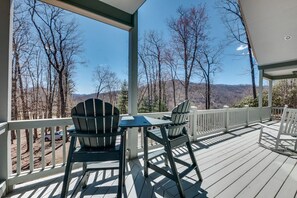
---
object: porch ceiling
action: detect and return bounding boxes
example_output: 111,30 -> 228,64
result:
239,0 -> 297,80
41,0 -> 145,30
99,0 -> 145,14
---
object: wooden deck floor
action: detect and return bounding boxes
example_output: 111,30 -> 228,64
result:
5,123 -> 297,198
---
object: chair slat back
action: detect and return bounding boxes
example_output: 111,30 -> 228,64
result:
168,100 -> 190,137
280,107 -> 297,136
71,98 -> 120,148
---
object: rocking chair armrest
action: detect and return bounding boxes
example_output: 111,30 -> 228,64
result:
259,123 -> 279,131
69,130 -> 124,138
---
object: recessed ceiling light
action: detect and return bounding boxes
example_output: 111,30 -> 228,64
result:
284,35 -> 292,40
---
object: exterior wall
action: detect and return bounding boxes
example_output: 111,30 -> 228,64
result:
0,0 -> 13,195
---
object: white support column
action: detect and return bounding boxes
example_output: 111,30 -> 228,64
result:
268,79 -> 273,107
258,70 -> 263,108
127,11 -> 138,159
268,79 -> 273,121
259,70 -> 263,122
224,105 -> 229,132
0,0 -> 13,193
245,105 -> 249,127
191,106 -> 198,141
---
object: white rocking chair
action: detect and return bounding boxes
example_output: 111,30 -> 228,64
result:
259,106 -> 297,151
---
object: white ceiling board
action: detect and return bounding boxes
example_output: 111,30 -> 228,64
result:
265,66 -> 297,77
239,0 -> 297,66
99,0 -> 145,14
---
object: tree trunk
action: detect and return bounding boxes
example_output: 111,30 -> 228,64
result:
247,38 -> 257,99
153,80 -> 157,107
172,79 -> 177,107
205,83 -> 208,109
158,68 -> 162,112
162,81 -> 167,110
58,71 -> 66,117
158,53 -> 162,111
207,77 -> 211,109
184,80 -> 189,100
64,70 -> 69,116
45,65 -> 54,119
16,53 -> 30,152
56,94 -> 61,118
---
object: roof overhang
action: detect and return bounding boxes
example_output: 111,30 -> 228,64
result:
41,0 -> 145,31
239,0 -> 297,80
261,60 -> 297,80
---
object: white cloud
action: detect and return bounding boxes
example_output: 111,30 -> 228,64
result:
236,44 -> 248,51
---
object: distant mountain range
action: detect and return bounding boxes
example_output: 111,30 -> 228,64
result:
73,82 -> 265,110
189,84 -> 256,108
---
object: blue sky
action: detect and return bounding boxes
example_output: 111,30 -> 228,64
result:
72,0 -> 257,94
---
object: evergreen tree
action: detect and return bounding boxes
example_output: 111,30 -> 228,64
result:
118,80 -> 128,114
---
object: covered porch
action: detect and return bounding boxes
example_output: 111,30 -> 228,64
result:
1,0 -> 297,197
0,105 -> 280,197
5,122 -> 297,197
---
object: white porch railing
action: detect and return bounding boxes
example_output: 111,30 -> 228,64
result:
136,106 -> 271,151
271,107 -> 285,120
2,106 -> 272,192
194,109 -> 226,138
228,107 -> 248,129
0,122 -> 8,197
0,122 -> 7,135
7,118 -> 73,187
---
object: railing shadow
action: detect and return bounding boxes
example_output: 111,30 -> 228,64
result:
6,159 -> 159,197
6,168 -> 131,198
192,124 -> 262,150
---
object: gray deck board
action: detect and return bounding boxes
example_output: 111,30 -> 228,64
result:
5,123 -> 297,198
236,154 -> 288,198
216,151 -> 280,198
275,158 -> 297,198
256,157 -> 297,198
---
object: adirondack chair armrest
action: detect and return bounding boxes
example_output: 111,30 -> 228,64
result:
259,123 -> 279,131
162,115 -> 189,123
162,115 -> 171,120
69,131 -> 124,138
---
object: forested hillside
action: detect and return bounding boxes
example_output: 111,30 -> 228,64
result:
73,82 -> 258,110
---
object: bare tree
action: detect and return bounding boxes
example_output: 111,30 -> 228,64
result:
196,44 -> 223,109
27,50 -> 44,141
168,5 -> 208,100
136,68 -> 148,108
12,2 -> 33,149
42,61 -> 58,118
218,0 -> 257,99
93,65 -> 120,103
147,31 -> 164,111
28,0 -> 81,117
164,49 -> 178,106
138,31 -> 170,112
138,36 -> 157,112
27,51 -> 43,119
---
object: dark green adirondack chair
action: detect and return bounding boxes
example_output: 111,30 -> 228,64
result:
61,98 -> 126,198
144,100 -> 202,197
